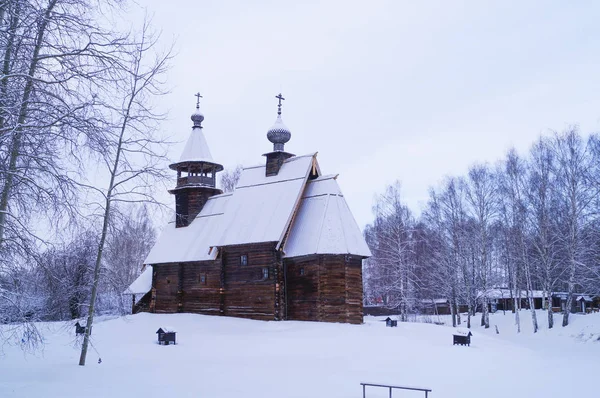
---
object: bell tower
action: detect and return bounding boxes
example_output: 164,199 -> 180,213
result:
169,93 -> 223,227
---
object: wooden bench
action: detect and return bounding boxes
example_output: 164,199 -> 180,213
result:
75,322 -> 90,336
156,328 -> 176,345
453,331 -> 472,346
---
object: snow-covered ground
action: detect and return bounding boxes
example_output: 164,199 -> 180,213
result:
1,310 -> 598,398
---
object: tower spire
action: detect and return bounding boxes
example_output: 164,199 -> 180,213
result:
169,92 -> 223,227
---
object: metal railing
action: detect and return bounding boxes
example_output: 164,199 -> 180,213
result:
361,382 -> 432,398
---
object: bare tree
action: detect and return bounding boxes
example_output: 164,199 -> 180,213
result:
101,205 -> 156,314
0,0 -> 129,349
366,182 -> 420,321
422,178 -> 469,327
78,20 -> 172,366
498,149 -> 538,332
527,137 -> 561,329
220,164 -> 242,192
462,164 -> 498,329
550,128 -> 596,327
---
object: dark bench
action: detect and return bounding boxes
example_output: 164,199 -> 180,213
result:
453,331 -> 472,346
156,328 -> 176,345
75,322 -> 90,336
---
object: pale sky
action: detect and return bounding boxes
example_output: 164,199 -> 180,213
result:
131,0 -> 600,229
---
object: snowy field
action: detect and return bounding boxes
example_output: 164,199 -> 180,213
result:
1,311 -> 599,398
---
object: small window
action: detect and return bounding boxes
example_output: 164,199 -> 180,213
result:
199,274 -> 206,284
166,278 -> 171,284
299,268 -> 305,276
262,267 -> 269,279
240,255 -> 248,266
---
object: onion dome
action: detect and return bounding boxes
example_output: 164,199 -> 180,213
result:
191,108 -> 204,127
267,93 -> 291,152
267,116 -> 291,151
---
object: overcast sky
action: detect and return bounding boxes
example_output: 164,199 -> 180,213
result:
133,0 -> 600,229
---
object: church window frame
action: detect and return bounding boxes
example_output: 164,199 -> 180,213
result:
262,267 -> 269,280
240,254 -> 248,266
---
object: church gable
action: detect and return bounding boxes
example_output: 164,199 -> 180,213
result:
211,154 -> 315,248
283,175 -> 372,258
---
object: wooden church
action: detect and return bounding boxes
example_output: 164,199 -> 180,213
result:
126,94 -> 371,324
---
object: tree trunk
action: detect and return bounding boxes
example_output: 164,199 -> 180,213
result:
0,0 -> 59,245
546,289 -> 554,329
450,290 -> 457,327
79,43 -> 141,363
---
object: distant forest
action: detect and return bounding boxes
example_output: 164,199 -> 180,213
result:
364,127 -> 600,331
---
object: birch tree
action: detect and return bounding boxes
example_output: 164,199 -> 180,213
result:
462,165 -> 498,329
498,149 -> 538,332
423,178 -> 469,327
527,137 -> 560,328
78,21 -> 172,366
367,182 -> 420,321
550,128 -> 594,327
0,0 -> 130,347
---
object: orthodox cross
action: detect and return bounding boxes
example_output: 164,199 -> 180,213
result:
195,92 -> 202,109
276,93 -> 285,115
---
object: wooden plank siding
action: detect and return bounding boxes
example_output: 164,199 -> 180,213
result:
181,261 -> 222,314
153,264 -> 179,313
285,255 -> 363,324
149,249 -> 363,324
222,243 -> 278,321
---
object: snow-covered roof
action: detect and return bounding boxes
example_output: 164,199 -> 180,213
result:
144,193 -> 231,264
455,328 -> 472,336
577,295 -> 593,302
480,289 -> 546,299
211,154 -> 315,248
124,266 -> 153,303
177,126 -> 214,164
144,152 -> 370,264
420,299 -> 449,304
283,175 -> 371,258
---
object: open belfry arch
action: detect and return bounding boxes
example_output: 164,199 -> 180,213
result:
126,93 -> 371,324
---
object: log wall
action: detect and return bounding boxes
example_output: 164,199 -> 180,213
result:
153,264 -> 179,313
222,243 -> 278,321
149,250 -> 363,324
285,255 -> 363,324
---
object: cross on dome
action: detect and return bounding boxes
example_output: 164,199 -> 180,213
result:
267,92 -> 291,152
275,93 -> 285,115
191,91 -> 204,127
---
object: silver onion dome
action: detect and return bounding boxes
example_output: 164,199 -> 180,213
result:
267,116 -> 291,151
191,108 -> 204,127
267,93 -> 291,151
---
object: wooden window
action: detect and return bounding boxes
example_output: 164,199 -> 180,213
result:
299,267 -> 305,276
262,267 -> 269,279
199,274 -> 206,284
240,254 -> 248,266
